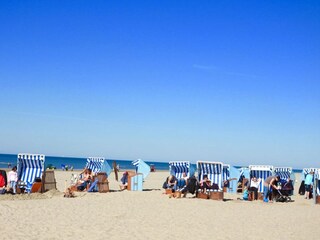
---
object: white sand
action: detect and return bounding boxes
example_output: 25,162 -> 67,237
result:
0,171 -> 319,240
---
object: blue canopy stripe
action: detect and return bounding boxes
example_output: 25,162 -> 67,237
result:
274,167 -> 292,181
85,157 -> 112,176
197,161 -> 223,188
169,161 -> 190,179
249,165 -> 274,193
17,153 -> 45,190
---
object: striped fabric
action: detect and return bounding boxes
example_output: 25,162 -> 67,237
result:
17,153 -> 45,189
249,165 -> 274,193
169,161 -> 190,179
223,164 -> 230,183
197,161 -> 223,189
274,167 -> 292,181
85,157 -> 105,174
132,159 -> 150,179
302,168 -> 317,179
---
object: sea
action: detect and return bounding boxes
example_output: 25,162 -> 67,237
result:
0,153 -> 176,171
0,153 -> 302,173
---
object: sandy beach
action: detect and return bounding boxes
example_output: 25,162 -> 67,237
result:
0,170 -> 319,240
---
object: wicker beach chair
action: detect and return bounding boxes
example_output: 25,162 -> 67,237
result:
17,153 -> 45,193
197,161 -> 224,200
274,167 -> 294,194
84,157 -> 112,192
248,165 -> 274,195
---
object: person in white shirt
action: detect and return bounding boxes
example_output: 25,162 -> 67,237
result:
8,166 -> 18,194
248,177 -> 261,200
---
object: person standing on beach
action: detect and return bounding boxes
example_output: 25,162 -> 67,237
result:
263,175 -> 280,202
304,171 -> 314,199
8,166 -> 18,194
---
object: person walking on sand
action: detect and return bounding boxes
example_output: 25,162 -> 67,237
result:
263,175 -> 281,202
304,171 -> 314,199
8,166 -> 18,194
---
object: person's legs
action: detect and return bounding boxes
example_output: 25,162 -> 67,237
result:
11,181 -> 17,194
263,186 -> 269,202
253,188 -> 258,200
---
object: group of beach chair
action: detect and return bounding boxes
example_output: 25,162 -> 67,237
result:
1,154 -> 319,204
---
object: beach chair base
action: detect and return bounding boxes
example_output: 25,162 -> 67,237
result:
316,196 -> 320,204
258,193 -> 263,200
98,183 -> 109,193
209,191 -> 224,200
197,192 -> 209,199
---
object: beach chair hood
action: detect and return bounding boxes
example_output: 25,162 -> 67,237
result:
86,157 -> 112,176
132,159 -> 150,179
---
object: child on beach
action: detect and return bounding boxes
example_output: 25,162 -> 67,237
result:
0,172 -> 6,194
8,166 -> 18,194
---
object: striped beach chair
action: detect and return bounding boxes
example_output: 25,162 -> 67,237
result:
17,153 -> 45,192
274,167 -> 293,181
223,164 -> 241,193
85,157 -> 112,176
197,161 -> 223,190
169,161 -> 192,179
223,164 -> 230,186
132,159 -> 150,179
249,165 -> 274,193
274,167 -> 294,195
314,169 -> 320,204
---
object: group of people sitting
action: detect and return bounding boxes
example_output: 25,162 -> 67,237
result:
162,173 -> 220,197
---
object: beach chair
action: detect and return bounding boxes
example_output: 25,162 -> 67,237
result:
169,161 -> 195,190
84,157 -> 112,192
237,167 -> 250,193
314,169 -> 320,204
223,164 -> 240,193
197,161 -> 224,200
274,167 -> 294,195
132,159 -> 150,179
17,153 -> 45,193
249,165 -> 273,195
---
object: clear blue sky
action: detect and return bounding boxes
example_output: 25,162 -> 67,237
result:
0,1 -> 319,168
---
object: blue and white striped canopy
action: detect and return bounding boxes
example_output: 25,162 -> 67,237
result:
249,165 -> 274,193
223,164 -> 230,183
86,157 -> 112,176
169,161 -> 190,179
197,161 -> 223,188
132,159 -> 150,179
274,167 -> 292,181
17,153 -> 45,188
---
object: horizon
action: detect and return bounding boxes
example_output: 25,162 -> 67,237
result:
1,1 -> 319,168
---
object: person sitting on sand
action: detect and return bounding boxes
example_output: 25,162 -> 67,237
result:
119,171 -> 129,190
166,175 -> 177,191
77,168 -> 93,191
200,174 -> 219,192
